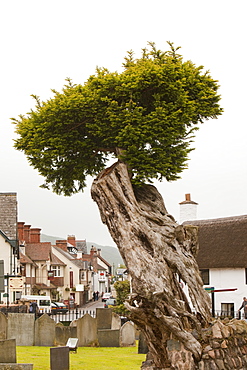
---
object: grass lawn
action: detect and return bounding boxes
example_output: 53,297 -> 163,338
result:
17,344 -> 146,370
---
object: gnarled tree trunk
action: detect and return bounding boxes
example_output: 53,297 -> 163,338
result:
91,162 -> 211,369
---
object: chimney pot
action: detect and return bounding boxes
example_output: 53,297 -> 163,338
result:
185,193 -> 191,201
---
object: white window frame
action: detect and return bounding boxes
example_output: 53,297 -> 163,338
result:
52,265 -> 61,277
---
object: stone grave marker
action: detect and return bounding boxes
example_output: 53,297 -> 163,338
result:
73,313 -> 97,346
35,313 -> 55,346
111,312 -> 121,330
7,314 -> 35,346
55,323 -> 77,346
96,308 -> 112,329
0,339 -> 16,363
97,329 -> 120,347
120,321 -> 135,346
138,332 -> 148,354
50,346 -> 69,370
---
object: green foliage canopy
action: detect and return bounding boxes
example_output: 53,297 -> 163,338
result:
13,42 -> 223,196
113,279 -> 130,316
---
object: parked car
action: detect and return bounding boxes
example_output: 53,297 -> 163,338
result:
104,298 -> 116,308
51,302 -> 68,314
102,292 -> 111,302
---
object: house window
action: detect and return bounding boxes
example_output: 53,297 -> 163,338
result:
221,303 -> 234,318
52,266 -> 61,277
200,269 -> 209,285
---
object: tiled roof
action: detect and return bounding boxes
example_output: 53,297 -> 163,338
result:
25,243 -> 65,265
76,240 -> 87,252
50,253 -> 66,266
53,246 -> 87,269
25,242 -> 51,261
72,259 -> 88,269
52,246 -> 76,260
19,251 -> 38,267
183,215 -> 247,268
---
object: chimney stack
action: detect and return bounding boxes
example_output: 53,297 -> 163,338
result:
179,193 -> 198,224
18,222 -> 25,242
23,225 -> 31,243
56,240 -> 68,252
67,235 -> 76,247
30,228 -> 41,243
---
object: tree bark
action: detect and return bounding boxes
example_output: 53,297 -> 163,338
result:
91,161 -> 211,369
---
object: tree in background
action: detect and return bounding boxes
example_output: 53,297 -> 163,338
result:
113,280 -> 130,316
13,42 -> 223,369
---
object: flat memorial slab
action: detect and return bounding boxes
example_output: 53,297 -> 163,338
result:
66,338 -> 78,352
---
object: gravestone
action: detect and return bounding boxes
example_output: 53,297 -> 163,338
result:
111,312 -> 121,330
50,346 -> 69,370
0,313 -> 7,340
55,323 -> 77,346
35,314 -> 55,346
138,332 -> 148,354
97,329 -> 120,347
120,321 -> 135,347
7,314 -> 35,346
0,339 -> 16,363
96,308 -> 112,329
73,313 -> 97,346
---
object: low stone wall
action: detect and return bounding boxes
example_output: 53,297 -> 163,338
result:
0,365 -> 33,370
197,319 -> 247,370
141,319 -> 247,369
0,305 -> 27,314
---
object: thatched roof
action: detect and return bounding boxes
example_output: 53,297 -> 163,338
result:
183,215 -> 247,268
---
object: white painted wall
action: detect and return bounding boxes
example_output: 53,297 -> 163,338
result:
0,233 -> 18,303
52,246 -> 80,302
0,234 -> 11,273
204,268 -> 246,315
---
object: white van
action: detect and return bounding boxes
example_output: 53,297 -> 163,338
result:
20,295 -> 52,314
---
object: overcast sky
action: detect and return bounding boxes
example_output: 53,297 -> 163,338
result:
1,1 -> 246,247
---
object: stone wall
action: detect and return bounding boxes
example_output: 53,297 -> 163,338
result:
142,319 -> 247,369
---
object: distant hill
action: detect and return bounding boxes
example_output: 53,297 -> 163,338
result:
41,234 -> 123,269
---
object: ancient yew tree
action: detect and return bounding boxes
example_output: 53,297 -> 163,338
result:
13,43 -> 223,368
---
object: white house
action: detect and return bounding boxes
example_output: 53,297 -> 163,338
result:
0,230 -> 19,303
183,214 -> 247,318
52,244 -> 92,306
